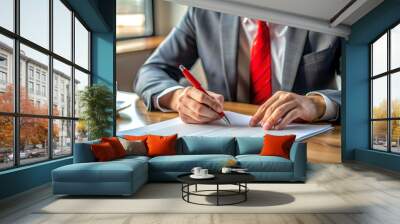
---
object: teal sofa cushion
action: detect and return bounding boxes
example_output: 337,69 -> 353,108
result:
236,155 -> 293,172
236,137 -> 264,155
52,157 -> 148,195
149,154 -> 235,172
116,155 -> 150,163
53,159 -> 147,183
178,136 -> 236,155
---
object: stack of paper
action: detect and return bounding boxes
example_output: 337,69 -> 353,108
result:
118,111 -> 333,141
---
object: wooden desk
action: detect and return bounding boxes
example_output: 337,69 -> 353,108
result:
117,91 -> 341,163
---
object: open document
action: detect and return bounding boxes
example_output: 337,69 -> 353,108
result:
118,111 -> 333,141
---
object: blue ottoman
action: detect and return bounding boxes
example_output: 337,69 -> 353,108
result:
52,156 -> 148,196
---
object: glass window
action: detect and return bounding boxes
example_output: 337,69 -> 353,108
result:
0,116 -> 14,170
372,33 -> 387,76
371,24 -> 400,154
53,59 -> 72,117
28,67 -> 34,79
74,69 -> 89,118
75,120 -> 88,143
20,44 -> 49,115
372,76 -> 387,119
116,0 -> 154,39
53,0 -> 72,60
391,72 -> 400,118
0,0 -> 92,170
372,121 -> 388,151
391,24 -> 400,70
20,0 -> 49,49
36,70 -> 40,80
391,120 -> 400,153
0,0 -> 14,31
36,84 -> 40,95
53,119 -> 72,158
19,117 -> 49,165
41,85 -> 46,96
0,35 -> 14,113
28,81 -> 34,93
0,71 -> 7,84
74,18 -> 89,70
0,54 -> 7,67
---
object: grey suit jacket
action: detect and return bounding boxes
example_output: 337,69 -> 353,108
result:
135,8 -> 341,111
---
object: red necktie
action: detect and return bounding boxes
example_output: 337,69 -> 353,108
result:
250,20 -> 272,105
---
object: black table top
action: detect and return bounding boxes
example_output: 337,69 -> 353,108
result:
177,172 -> 255,185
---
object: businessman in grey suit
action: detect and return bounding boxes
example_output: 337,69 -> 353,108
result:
135,8 -> 341,130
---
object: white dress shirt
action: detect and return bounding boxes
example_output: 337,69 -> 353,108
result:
154,18 -> 338,120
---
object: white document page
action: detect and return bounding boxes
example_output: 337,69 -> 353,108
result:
118,111 -> 333,141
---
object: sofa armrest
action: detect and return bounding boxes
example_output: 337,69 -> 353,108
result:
73,140 -> 100,163
289,142 -> 307,181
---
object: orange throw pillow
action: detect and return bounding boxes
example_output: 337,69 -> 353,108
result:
259,134 -> 296,159
101,137 -> 127,158
123,135 -> 149,142
146,134 -> 177,157
91,142 -> 117,162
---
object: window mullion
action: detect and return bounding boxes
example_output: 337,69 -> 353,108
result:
48,0 -> 54,160
388,30 -> 391,153
370,45 -> 373,149
13,0 -> 20,167
71,10 -> 76,155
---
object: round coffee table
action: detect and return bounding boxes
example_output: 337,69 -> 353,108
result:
177,173 -> 255,206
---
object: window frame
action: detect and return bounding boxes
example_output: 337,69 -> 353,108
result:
0,0 -> 92,171
369,20 -> 400,154
0,52 -> 7,87
116,0 -> 155,41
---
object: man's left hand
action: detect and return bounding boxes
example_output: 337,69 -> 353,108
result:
249,91 -> 326,130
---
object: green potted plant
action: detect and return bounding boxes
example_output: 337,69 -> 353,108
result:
79,84 -> 113,140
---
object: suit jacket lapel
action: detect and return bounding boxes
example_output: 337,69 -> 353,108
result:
220,14 -> 239,101
281,28 -> 308,91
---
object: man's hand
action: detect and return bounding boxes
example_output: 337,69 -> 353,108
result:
159,87 -> 224,124
249,91 -> 326,130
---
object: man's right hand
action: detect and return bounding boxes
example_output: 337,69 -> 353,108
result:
159,87 -> 224,124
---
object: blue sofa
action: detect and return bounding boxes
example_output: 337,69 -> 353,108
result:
52,136 -> 307,196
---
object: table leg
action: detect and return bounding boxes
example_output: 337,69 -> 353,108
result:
195,184 -> 197,192
245,183 -> 247,201
187,184 -> 190,202
181,184 -> 183,199
217,184 -> 219,206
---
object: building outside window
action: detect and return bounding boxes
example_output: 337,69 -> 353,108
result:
35,83 -> 40,95
0,71 -> 6,86
116,0 -> 154,39
28,67 -> 34,80
0,54 -> 7,90
41,85 -> 46,97
28,81 -> 34,94
0,54 -> 7,67
35,70 -> 40,81
370,23 -> 400,154
0,0 -> 91,170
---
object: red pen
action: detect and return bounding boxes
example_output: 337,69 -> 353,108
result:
179,65 -> 231,126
